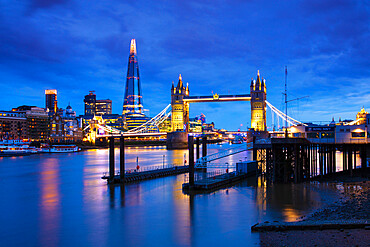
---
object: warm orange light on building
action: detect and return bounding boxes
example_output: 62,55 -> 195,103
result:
130,39 -> 137,54
45,89 -> 57,95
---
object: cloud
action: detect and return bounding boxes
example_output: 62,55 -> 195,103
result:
29,0 -> 70,10
0,0 -> 369,129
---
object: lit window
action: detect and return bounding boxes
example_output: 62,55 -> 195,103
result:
351,132 -> 365,138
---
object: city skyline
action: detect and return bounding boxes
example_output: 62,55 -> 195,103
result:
0,1 -> 369,130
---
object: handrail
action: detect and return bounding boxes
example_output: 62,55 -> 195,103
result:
195,143 -> 253,168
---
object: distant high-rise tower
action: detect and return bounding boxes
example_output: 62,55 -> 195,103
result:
83,91 -> 112,116
84,91 -> 96,115
250,71 -> 267,131
122,39 -> 143,115
45,89 -> 58,114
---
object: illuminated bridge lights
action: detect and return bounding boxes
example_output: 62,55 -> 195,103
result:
183,94 -> 251,103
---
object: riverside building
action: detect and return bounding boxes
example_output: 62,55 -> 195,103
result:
7,106 -> 50,141
287,107 -> 369,143
50,104 -> 82,143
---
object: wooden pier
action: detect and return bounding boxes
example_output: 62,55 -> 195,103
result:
102,165 -> 189,183
103,136 -> 189,184
253,138 -> 369,183
183,135 -> 257,193
182,172 -> 250,193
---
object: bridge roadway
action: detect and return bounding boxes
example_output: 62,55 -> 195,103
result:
97,131 -> 222,138
183,94 -> 251,103
98,132 -> 167,138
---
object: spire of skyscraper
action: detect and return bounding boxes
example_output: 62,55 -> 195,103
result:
130,39 -> 137,55
122,39 -> 143,115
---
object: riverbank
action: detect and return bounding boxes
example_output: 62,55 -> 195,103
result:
254,171 -> 370,246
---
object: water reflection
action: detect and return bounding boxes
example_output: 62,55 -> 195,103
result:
0,145 -> 348,247
39,158 -> 61,247
249,176 -> 340,222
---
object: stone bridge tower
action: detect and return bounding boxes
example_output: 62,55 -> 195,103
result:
250,70 -> 267,131
171,74 -> 189,132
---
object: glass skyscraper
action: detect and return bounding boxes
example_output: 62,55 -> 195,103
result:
122,39 -> 143,115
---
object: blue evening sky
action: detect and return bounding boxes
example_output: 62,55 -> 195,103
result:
0,0 -> 369,130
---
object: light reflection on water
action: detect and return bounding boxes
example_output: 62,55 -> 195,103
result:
0,144 -> 342,247
39,158 -> 61,247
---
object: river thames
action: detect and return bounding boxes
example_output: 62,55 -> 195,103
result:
0,143 -> 348,247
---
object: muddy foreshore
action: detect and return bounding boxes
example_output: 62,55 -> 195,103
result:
255,170 -> 370,247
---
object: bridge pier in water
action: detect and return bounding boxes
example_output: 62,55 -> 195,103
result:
166,131 -> 188,150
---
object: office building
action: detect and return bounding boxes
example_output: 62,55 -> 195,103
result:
45,89 -> 58,114
96,99 -> 112,115
84,91 -> 112,115
84,91 -> 96,115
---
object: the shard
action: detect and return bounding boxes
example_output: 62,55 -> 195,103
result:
122,39 -> 143,115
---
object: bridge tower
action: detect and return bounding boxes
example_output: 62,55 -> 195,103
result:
250,70 -> 267,131
171,74 -> 189,131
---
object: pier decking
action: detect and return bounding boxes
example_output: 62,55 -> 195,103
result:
102,165 -> 189,184
182,171 -> 251,193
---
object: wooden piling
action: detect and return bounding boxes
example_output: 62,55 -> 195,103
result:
319,146 -> 323,178
196,137 -> 200,161
120,137 -> 125,183
294,144 -> 298,183
188,135 -> 195,187
109,136 -> 115,183
202,136 -> 207,172
353,148 -> 356,170
361,145 -> 367,170
343,146 -> 347,171
348,146 -> 353,176
333,146 -> 336,173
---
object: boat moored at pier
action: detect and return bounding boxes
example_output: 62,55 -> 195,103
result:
0,140 -> 40,156
41,144 -> 81,153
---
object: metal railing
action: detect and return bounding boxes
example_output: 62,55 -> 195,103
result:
184,169 -> 234,184
195,142 -> 252,168
103,163 -> 185,177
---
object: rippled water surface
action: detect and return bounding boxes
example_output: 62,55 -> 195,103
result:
0,144 -> 341,247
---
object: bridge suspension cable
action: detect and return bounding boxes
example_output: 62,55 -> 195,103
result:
85,104 -> 172,137
265,100 -> 307,127
126,104 -> 171,133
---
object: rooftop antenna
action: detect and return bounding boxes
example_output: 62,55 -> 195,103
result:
285,66 -> 288,138
283,66 -> 309,138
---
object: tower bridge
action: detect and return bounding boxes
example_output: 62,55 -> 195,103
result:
86,70 -> 306,147
171,71 -> 266,133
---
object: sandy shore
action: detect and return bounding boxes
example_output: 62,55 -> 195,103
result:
257,175 -> 370,247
